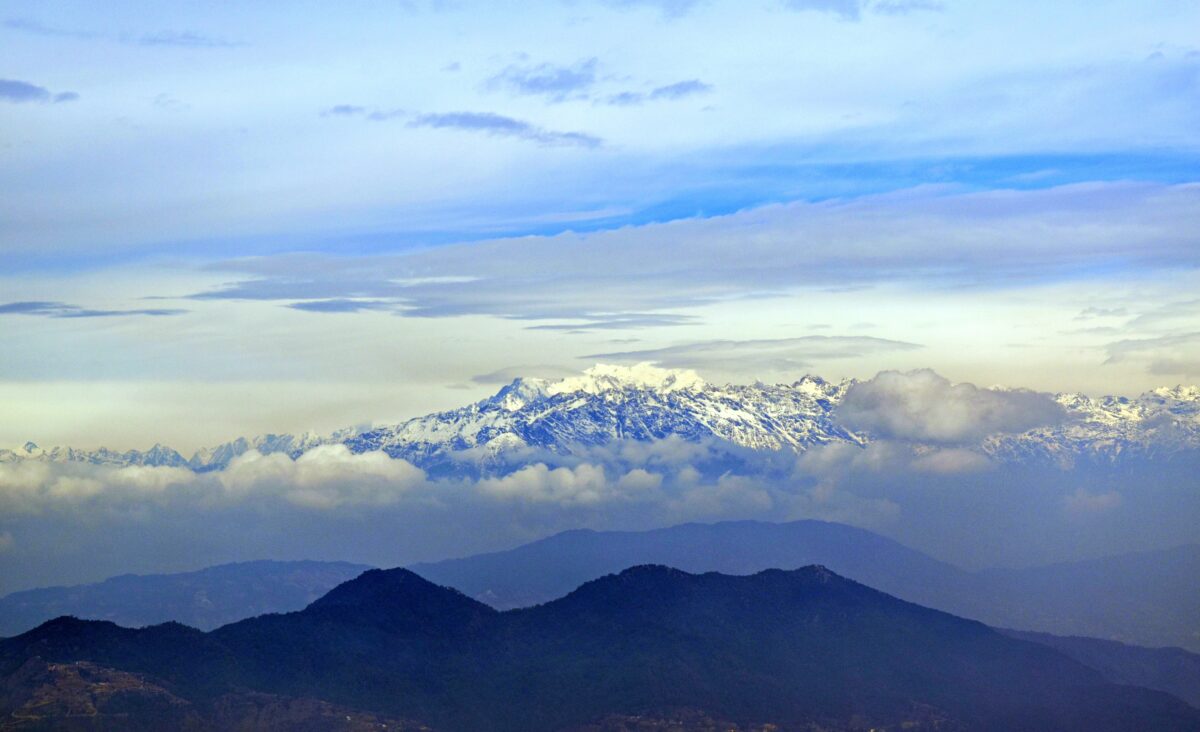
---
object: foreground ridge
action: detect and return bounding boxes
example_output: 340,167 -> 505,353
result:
1,564 -> 1197,731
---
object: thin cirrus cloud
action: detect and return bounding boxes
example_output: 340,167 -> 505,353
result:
0,78 -> 78,104
484,56 -> 710,107
3,17 -> 242,48
410,111 -> 603,148
0,301 -> 186,318
1104,332 -> 1200,377
782,0 -> 943,21
586,335 -> 923,372
597,0 -> 704,17
486,58 -> 599,102
605,79 -> 712,106
323,106 -> 602,148
183,181 -> 1200,327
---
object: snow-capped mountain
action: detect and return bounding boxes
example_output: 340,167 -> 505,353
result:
4,364 -> 1199,475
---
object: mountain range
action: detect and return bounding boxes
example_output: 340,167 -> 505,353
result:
2,564 -> 1197,731
0,561 -> 370,637
4,520 -> 1198,654
410,520 -> 1200,653
4,364 -> 1200,476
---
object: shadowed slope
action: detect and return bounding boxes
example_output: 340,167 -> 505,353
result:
2,565 -> 1196,731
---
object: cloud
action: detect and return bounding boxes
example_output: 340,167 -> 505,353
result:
1075,306 -> 1128,321
836,369 -> 1067,444
3,18 -> 241,48
596,0 -> 703,17
408,111 -> 603,147
2,431 -> 1198,592
588,335 -> 922,372
471,365 -> 580,384
525,313 -> 700,331
218,445 -> 427,509
0,531 -> 11,554
135,30 -> 243,48
0,301 -> 186,318
1105,332 -> 1200,377
781,0 -> 942,20
0,460 -> 195,515
1124,299 -> 1200,330
477,463 -> 611,504
182,183 -> 1200,326
487,58 -> 598,102
323,104 -> 367,116
286,299 -> 396,313
3,17 -> 100,40
605,79 -> 712,106
649,79 -> 712,99
871,0 -> 943,14
783,0 -> 866,20
0,79 -> 78,104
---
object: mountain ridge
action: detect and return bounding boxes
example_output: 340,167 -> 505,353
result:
4,364 -> 1200,476
4,564 -> 1198,731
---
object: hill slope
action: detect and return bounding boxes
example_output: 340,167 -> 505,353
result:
0,560 -> 371,637
1,566 -> 1196,731
411,520 -> 1200,652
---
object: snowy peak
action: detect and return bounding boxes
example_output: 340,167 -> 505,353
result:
6,366 -> 1200,476
545,363 -> 706,396
490,377 -> 552,412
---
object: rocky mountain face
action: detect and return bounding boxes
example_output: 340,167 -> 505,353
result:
4,365 -> 1199,476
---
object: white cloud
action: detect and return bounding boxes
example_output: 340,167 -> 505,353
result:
476,463 -> 611,505
219,445 -> 427,508
837,369 -> 1066,444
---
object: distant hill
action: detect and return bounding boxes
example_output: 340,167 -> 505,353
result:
2,565 -> 1196,731
411,520 -> 1200,652
410,519 -> 972,610
0,560 -> 371,637
1002,629 -> 1200,709
5,521 -> 1198,654
973,545 -> 1200,650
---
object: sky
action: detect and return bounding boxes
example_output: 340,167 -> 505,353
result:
1,0 -> 1199,454
2,1 -> 1200,590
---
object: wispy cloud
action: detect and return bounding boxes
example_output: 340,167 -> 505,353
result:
322,105 -> 601,146
587,335 -> 922,372
408,111 -> 602,147
0,78 -> 78,104
596,0 -> 704,18
1104,332 -> 1200,377
134,30 -> 243,48
782,0 -> 942,20
487,58 -> 598,102
4,17 -> 242,48
286,299 -> 396,313
526,314 -> 700,331
605,79 -> 712,106
183,183 -> 1200,327
0,301 -> 186,318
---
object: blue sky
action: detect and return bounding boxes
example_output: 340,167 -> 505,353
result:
1,0 -> 1199,449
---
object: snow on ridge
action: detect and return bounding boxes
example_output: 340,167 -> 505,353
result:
546,363 -> 706,396
5,366 -> 1200,474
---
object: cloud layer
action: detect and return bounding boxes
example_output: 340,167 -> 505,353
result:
185,182 -> 1200,327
